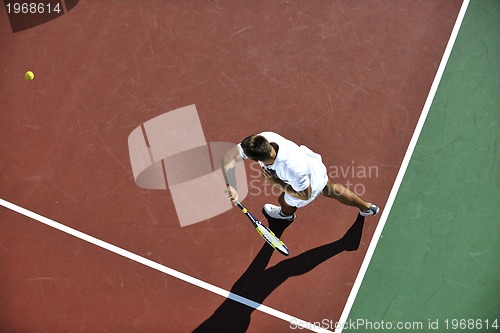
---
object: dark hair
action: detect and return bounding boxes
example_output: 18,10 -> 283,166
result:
241,135 -> 272,161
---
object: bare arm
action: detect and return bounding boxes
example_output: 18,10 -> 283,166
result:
221,145 -> 241,201
262,168 -> 312,200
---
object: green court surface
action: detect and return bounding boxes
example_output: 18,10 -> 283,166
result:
344,0 -> 499,332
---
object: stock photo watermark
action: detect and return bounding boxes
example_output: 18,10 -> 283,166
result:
248,161 -> 379,197
290,318 -> 499,331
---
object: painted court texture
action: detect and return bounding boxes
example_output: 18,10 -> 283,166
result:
0,1 -> 498,332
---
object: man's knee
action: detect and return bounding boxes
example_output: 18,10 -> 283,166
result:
278,192 -> 289,206
278,193 -> 297,212
323,181 -> 346,197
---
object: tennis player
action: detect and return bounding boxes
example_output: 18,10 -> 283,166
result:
222,132 -> 379,221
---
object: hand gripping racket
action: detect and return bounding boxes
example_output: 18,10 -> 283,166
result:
234,200 -> 289,256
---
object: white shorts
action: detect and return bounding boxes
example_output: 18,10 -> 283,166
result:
284,191 -> 322,208
283,145 -> 328,208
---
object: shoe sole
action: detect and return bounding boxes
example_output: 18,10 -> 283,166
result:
262,209 -> 295,222
360,205 -> 379,217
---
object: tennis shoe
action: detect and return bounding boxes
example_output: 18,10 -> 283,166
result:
360,203 -> 379,216
263,204 -> 296,221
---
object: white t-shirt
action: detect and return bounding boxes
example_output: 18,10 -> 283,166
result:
238,132 -> 328,203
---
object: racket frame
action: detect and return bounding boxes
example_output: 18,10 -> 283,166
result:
234,200 -> 289,256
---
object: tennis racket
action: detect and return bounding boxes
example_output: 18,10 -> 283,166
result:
234,200 -> 289,256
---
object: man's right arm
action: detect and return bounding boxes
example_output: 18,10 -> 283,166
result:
221,145 -> 241,202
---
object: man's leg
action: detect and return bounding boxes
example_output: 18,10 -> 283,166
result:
263,192 -> 297,221
278,192 -> 297,216
322,180 -> 371,211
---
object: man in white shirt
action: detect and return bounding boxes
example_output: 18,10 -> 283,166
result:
222,132 -> 379,220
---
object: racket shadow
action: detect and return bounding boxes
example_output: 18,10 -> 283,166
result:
193,214 -> 365,332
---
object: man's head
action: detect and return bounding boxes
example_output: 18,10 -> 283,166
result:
241,135 -> 273,162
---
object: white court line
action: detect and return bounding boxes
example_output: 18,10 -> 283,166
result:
0,197 -> 332,333
335,1 -> 471,332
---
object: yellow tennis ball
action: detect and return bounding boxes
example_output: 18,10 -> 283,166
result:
25,71 -> 35,80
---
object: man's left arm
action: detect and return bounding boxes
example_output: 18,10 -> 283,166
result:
262,168 -> 312,200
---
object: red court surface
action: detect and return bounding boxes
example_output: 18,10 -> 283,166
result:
0,1 -> 462,332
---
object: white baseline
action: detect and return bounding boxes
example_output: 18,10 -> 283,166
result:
0,197 -> 332,333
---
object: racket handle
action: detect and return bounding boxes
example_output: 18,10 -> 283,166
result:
234,200 -> 244,210
233,200 -> 249,214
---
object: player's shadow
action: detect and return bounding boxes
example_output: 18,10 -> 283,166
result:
193,213 -> 365,332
